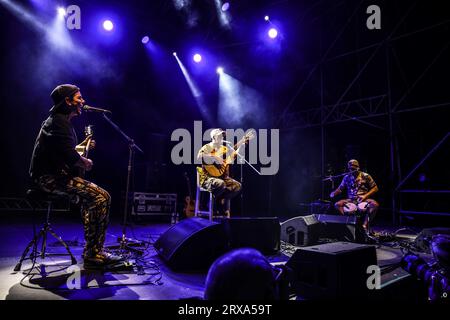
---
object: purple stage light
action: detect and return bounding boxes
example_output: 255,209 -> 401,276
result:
57,7 -> 66,17
268,28 -> 278,39
173,52 -> 177,56
222,2 -> 230,11
193,53 -> 202,63
142,36 -> 149,44
419,173 -> 427,183
264,15 -> 269,21
216,67 -> 224,74
103,20 -> 114,31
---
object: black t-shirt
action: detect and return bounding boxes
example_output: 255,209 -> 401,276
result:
29,113 -> 81,179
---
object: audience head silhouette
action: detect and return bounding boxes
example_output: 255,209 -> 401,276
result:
204,248 -> 279,300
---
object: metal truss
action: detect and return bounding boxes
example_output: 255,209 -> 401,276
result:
0,197 -> 70,212
277,2 -> 450,129
281,94 -> 388,130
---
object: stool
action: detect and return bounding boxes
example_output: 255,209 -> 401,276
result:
14,189 -> 77,271
194,172 -> 213,221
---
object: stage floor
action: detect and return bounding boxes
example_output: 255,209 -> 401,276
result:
0,212 -> 427,300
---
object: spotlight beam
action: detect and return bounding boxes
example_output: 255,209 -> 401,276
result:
173,54 -> 212,124
0,0 -> 48,34
218,71 -> 267,127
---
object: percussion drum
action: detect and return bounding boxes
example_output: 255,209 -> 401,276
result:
357,201 -> 369,212
343,202 -> 357,214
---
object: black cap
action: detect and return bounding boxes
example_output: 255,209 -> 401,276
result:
49,84 -> 80,113
348,159 -> 360,168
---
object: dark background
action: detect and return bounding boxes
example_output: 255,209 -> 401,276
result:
0,0 -> 449,225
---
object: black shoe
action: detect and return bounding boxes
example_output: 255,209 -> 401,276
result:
84,251 -> 123,269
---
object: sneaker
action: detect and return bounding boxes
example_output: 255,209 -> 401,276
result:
84,250 -> 123,269
99,251 -> 123,263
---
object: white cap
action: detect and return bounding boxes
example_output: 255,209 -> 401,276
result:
210,128 -> 225,140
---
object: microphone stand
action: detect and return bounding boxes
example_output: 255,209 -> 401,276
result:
223,141 -> 262,216
322,171 -> 348,182
102,113 -> 144,254
234,145 -> 263,216
240,154 -> 244,216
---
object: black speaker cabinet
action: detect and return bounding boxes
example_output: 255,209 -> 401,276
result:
224,217 -> 280,254
280,215 -> 322,246
286,242 -> 377,299
154,217 -> 229,271
316,214 -> 365,243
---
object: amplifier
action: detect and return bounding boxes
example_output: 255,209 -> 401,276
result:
131,192 -> 177,216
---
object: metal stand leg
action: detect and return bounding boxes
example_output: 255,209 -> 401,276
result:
47,227 -> 77,265
14,227 -> 45,271
14,201 -> 77,272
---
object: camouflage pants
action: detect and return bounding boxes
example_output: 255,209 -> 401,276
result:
36,175 -> 111,257
200,176 -> 242,212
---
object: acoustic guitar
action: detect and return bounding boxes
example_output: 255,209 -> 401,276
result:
203,130 -> 255,177
76,125 -> 94,157
75,125 -> 94,178
183,172 -> 195,218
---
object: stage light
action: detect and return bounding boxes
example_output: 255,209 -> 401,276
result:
103,20 -> 113,31
268,28 -> 278,39
142,36 -> 149,44
193,53 -> 202,63
173,52 -> 177,56
217,67 -> 224,74
264,15 -> 269,21
214,0 -> 231,29
57,7 -> 66,17
222,2 -> 230,11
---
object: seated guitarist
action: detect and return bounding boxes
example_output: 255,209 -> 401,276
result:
29,84 -> 122,269
196,129 -> 242,218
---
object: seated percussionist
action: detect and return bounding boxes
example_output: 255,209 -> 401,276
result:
330,159 -> 379,231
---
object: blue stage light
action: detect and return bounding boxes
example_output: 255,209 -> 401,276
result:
103,20 -> 113,31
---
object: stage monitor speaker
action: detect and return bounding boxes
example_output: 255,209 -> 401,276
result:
316,214 -> 365,243
280,215 -> 322,246
154,217 -> 229,271
286,242 -> 377,299
224,217 -> 280,254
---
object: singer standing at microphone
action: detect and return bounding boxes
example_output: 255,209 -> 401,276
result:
329,159 -> 379,231
29,84 -> 122,269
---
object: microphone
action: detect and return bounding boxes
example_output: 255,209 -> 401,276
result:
222,140 -> 234,146
82,105 -> 112,113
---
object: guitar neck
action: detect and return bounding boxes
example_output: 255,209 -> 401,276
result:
85,139 -> 92,157
76,135 -> 93,157
185,175 -> 193,198
232,138 -> 247,151
187,183 -> 193,199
